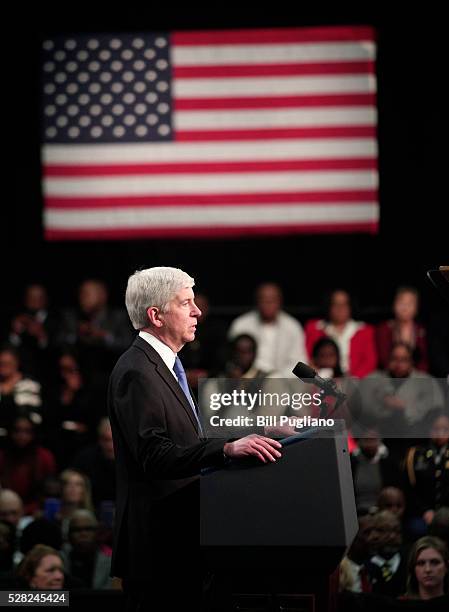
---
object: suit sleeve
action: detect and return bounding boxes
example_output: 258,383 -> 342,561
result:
112,368 -> 226,480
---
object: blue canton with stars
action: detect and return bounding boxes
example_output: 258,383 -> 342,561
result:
41,33 -> 173,143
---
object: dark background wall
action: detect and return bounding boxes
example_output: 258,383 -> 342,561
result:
4,8 -> 448,321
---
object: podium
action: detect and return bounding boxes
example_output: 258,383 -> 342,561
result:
201,421 -> 357,611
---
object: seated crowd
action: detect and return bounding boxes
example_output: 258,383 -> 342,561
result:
0,278 -> 448,606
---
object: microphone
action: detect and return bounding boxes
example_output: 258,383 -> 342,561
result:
292,362 -> 346,401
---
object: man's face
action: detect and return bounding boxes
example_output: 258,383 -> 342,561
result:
25,285 -> 47,312
69,517 -> 97,552
368,513 -> 401,557
79,281 -> 107,314
158,287 -> 202,351
0,351 -> 19,380
0,500 -> 22,526
379,489 -> 406,518
256,285 -> 282,322
431,416 -> 449,447
388,346 -> 413,378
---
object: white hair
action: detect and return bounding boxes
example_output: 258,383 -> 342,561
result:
125,267 -> 195,330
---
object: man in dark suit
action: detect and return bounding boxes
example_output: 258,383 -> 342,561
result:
108,267 -> 282,609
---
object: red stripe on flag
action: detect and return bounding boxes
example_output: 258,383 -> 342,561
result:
44,158 -> 377,177
173,60 -> 375,79
172,27 -> 376,46
45,221 -> 379,241
44,190 -> 378,209
175,126 -> 376,141
174,93 -> 376,110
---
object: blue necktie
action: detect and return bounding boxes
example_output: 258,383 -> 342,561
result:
173,356 -> 203,435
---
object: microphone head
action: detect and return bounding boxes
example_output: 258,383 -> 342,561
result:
292,362 -> 317,380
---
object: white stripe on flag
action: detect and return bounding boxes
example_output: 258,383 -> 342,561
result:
43,171 -> 378,196
173,75 -> 376,97
42,139 -> 378,164
175,107 -> 377,130
45,203 -> 379,229
172,42 -> 375,66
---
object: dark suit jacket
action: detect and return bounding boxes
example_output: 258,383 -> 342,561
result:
108,336 -> 226,580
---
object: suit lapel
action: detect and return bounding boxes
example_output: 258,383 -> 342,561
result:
133,336 -> 199,432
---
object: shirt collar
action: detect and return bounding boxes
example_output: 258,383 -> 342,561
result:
139,330 -> 177,374
370,552 -> 401,573
353,443 -> 389,463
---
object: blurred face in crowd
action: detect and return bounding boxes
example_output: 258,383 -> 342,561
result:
232,337 -> 257,373
25,284 -> 48,313
314,343 -> 339,371
430,416 -> 449,448
415,547 -> 447,596
30,555 -> 64,590
62,473 -> 86,505
0,494 -> 23,526
11,418 -> 35,449
378,487 -> 406,519
368,511 -> 402,558
256,284 -> 282,322
393,290 -> 418,323
69,516 -> 98,553
0,351 -> 20,381
79,280 -> 108,315
358,430 -> 380,459
98,421 -> 114,460
388,344 -> 413,378
329,290 -> 351,326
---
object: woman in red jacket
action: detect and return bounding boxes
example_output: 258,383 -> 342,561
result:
305,289 -> 377,378
376,286 -> 428,372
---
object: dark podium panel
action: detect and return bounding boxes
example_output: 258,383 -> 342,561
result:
201,422 -> 357,611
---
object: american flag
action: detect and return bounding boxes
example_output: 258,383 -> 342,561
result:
41,26 -> 378,240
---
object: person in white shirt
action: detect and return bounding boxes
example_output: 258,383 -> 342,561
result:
228,283 -> 307,377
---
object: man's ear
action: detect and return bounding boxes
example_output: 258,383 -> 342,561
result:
147,306 -> 163,328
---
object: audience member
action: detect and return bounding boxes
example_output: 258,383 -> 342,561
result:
8,284 -> 58,383
376,286 -> 428,372
70,418 -> 115,513
228,283 -> 307,376
0,489 -> 33,533
351,427 -> 402,514
365,510 -> 407,597
61,510 -> 112,589
359,342 -> 445,441
16,544 -> 65,590
57,279 -> 133,377
0,411 -> 56,514
0,347 -> 41,436
403,413 -> 449,532
305,289 -> 377,378
378,487 -> 406,520
429,508 -> 449,550
403,536 -> 448,601
44,350 -> 96,468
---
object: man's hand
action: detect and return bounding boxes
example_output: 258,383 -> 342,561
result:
223,434 -> 282,463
